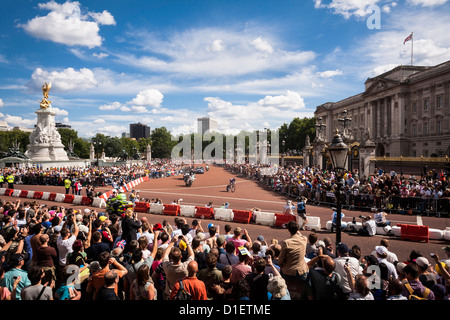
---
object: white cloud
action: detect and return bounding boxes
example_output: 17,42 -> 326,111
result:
115,27 -> 315,77
128,106 -> 149,113
93,52 -> 109,59
209,39 -> 225,52
93,119 -> 105,124
95,125 -> 128,137
171,123 -> 197,137
407,0 -> 448,6
0,99 -> 4,107
19,1 -> 115,48
29,67 -> 97,92
250,37 -> 274,54
99,101 -> 123,110
257,90 -> 305,109
128,89 -> 164,107
314,0 -> 392,19
204,91 -> 311,133
316,69 -> 343,78
88,10 -> 116,25
3,115 -> 35,128
49,106 -> 69,116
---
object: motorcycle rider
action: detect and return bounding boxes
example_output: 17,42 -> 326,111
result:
107,189 -> 131,216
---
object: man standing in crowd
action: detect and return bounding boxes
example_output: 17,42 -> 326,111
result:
162,235 -> 195,300
278,220 -> 309,300
170,260 -> 207,300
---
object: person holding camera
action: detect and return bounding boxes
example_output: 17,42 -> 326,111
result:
121,208 -> 141,253
358,215 -> 376,237
56,213 -> 79,268
162,234 -> 195,300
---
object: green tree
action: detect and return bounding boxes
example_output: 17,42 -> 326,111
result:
57,128 -> 91,159
279,117 -> 316,154
151,127 -> 176,159
104,136 -> 123,157
0,130 -> 30,154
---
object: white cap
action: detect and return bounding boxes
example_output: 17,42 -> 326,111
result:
375,246 -> 388,256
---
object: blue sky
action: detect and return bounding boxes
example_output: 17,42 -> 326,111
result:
0,0 -> 450,138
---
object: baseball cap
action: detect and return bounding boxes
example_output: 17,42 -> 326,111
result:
9,253 -> 24,266
415,257 -> 431,268
375,246 -> 388,256
337,243 -> 349,254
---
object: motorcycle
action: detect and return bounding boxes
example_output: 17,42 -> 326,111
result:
185,175 -> 195,187
106,197 -> 133,217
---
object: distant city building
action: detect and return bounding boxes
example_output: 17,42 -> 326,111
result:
314,60 -> 450,158
197,117 -> 218,135
122,132 -> 130,138
130,122 -> 151,140
13,126 -> 33,133
55,122 -> 71,129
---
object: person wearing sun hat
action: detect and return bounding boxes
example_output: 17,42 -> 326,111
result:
415,256 -> 437,289
375,245 -> 398,279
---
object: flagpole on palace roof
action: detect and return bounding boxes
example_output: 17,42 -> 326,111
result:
411,32 -> 414,65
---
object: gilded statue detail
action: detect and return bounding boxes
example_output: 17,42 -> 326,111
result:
39,82 -> 52,109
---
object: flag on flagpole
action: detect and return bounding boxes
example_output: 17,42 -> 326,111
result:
403,32 -> 413,45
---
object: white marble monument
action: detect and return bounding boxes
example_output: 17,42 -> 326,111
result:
25,82 -> 69,161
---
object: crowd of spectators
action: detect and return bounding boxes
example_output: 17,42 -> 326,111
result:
227,163 -> 450,216
0,197 -> 449,301
0,160 -> 187,189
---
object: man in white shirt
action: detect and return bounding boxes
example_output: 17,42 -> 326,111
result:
370,239 -> 398,264
374,246 -> 398,280
333,243 -> 363,297
56,214 -> 79,267
358,215 -> 376,236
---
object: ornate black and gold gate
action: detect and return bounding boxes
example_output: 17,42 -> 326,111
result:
348,142 -> 360,173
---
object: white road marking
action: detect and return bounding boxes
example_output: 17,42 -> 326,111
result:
417,215 -> 423,226
138,189 -> 286,205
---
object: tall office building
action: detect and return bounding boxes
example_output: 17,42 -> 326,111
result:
130,122 -> 151,140
197,117 -> 218,135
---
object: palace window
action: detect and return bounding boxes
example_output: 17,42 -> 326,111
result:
424,99 -> 429,111
436,95 -> 442,109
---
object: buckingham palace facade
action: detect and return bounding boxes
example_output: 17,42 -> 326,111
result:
314,60 -> 450,162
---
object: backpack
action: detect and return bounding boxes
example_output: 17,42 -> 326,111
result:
174,279 -> 191,300
404,283 -> 430,300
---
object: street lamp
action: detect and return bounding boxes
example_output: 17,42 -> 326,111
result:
326,129 -> 349,251
93,138 -> 102,167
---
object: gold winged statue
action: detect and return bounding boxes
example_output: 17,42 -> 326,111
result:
39,82 -> 52,109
